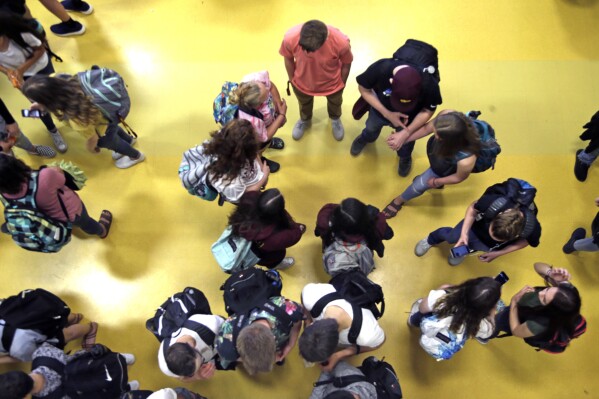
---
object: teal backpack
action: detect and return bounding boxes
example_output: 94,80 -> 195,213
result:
1,171 -> 72,253
213,81 -> 239,125
211,226 -> 259,273
461,111 -> 501,173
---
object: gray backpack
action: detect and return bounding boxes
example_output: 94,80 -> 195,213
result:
178,143 -> 218,201
323,239 -> 375,277
77,66 -> 131,123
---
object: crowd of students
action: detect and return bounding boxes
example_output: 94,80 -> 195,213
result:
0,10 -> 593,399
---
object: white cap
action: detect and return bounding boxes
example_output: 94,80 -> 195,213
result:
147,388 -> 178,399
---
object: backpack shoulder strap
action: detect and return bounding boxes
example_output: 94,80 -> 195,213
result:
347,303 -> 363,345
182,320 -> 216,346
310,292 -> 343,319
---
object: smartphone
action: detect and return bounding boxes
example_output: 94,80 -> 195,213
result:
450,245 -> 475,258
21,109 -> 43,118
494,271 -> 510,285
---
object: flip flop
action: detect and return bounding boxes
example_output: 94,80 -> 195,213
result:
383,199 -> 403,219
99,210 -> 113,239
68,313 -> 83,326
82,322 -> 99,350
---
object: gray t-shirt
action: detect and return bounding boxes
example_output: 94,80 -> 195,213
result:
310,361 -> 377,399
0,322 -> 57,362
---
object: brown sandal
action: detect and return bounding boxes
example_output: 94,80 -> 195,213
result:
82,322 -> 99,350
99,210 -> 113,239
383,199 -> 403,219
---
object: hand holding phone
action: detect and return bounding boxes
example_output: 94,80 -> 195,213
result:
450,244 -> 475,258
21,109 -> 43,118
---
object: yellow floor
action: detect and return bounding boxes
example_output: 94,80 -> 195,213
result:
2,0 -> 599,398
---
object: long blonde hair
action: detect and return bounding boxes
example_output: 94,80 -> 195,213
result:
229,82 -> 262,109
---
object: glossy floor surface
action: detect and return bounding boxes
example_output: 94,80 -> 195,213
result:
1,0 -> 599,398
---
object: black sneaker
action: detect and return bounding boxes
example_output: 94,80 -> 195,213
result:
350,136 -> 367,156
398,156 -> 413,177
50,18 -> 85,36
574,149 -> 590,182
563,227 -> 586,254
61,0 -> 94,14
268,137 -> 285,150
263,158 -> 280,173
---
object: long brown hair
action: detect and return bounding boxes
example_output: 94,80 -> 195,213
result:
21,75 -> 103,127
432,112 -> 481,158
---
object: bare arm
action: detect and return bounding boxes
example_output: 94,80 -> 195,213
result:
405,109 -> 456,143
321,339 -> 385,372
0,356 -> 20,364
276,320 -> 302,362
340,63 -> 351,85
429,155 -> 476,188
456,201 -> 478,247
387,108 -> 434,150
358,84 -> 406,129
479,239 -> 529,263
509,286 -> 536,338
283,57 -> 296,81
534,262 -> 572,285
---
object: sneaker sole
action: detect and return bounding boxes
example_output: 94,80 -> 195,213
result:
50,25 -> 86,37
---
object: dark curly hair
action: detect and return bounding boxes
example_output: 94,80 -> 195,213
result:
203,119 -> 259,183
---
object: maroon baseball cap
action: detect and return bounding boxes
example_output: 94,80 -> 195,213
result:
390,66 -> 422,113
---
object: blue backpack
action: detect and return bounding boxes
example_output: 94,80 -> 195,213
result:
419,314 -> 467,361
462,111 -> 501,173
77,66 -> 130,123
1,171 -> 72,253
211,226 -> 260,273
213,81 -> 240,125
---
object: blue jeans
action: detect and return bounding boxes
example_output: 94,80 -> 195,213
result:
399,168 -> 439,202
427,220 -> 492,252
578,147 -> 599,165
358,108 -> 415,158
574,237 -> 599,252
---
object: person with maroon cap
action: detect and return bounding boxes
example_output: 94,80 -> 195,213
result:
351,60 -> 442,177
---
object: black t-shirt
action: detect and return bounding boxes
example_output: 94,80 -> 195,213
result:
356,58 -> 442,123
471,192 -> 542,249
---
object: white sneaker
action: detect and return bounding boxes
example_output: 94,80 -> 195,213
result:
448,254 -> 465,266
273,257 -> 295,270
414,238 -> 432,257
115,153 -> 145,169
48,128 -> 67,153
112,138 -> 137,160
121,353 -> 136,365
128,380 -> 140,390
292,119 -> 311,140
331,118 -> 344,141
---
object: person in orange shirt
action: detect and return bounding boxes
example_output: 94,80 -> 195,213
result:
279,20 -> 353,142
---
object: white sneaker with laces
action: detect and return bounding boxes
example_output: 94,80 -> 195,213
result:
331,118 -> 344,141
115,153 -> 145,169
121,353 -> 136,365
448,254 -> 466,266
292,119 -> 311,140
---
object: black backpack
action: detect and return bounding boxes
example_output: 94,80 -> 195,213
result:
146,287 -> 212,341
313,356 -> 403,399
0,289 -> 70,350
311,270 -> 385,344
221,267 -> 283,316
33,344 -> 128,399
393,39 -> 440,81
523,315 -> 587,354
476,178 -> 538,239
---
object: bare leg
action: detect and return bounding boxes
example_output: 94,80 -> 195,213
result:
38,0 -> 70,22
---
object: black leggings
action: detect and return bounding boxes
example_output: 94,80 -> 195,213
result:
97,124 -> 139,158
72,203 -> 103,236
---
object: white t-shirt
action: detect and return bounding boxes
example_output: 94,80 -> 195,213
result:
302,283 -> 385,348
0,33 -> 49,76
157,314 -> 225,377
426,289 -> 494,339
209,158 -> 264,203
